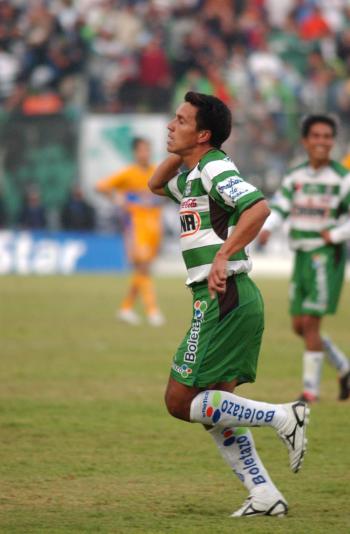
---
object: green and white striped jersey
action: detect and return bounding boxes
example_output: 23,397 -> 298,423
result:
264,160 -> 350,251
164,149 -> 264,285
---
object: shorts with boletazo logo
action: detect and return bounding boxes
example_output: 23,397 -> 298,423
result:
170,273 -> 264,387
290,244 -> 346,317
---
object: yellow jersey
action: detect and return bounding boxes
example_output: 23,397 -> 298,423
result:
97,163 -> 161,218
97,163 -> 162,262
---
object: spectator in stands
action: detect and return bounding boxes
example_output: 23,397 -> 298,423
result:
138,34 -> 172,111
298,5 -> 331,41
2,0 -> 350,203
61,185 -> 95,231
19,188 -> 47,230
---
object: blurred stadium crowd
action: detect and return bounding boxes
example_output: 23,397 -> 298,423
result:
1,0 -> 350,230
2,0 -> 350,117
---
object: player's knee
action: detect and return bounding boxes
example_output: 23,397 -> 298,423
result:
164,391 -> 190,421
292,319 -> 303,336
302,315 -> 319,334
293,325 -> 303,337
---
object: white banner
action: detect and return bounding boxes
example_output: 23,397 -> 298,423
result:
80,113 -> 169,211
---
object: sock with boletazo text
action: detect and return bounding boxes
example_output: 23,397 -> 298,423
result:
209,425 -> 279,493
190,390 -> 288,430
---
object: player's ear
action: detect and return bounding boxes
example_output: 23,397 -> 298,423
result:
198,130 -> 211,144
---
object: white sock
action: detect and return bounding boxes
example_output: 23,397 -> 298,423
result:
190,390 -> 288,430
209,425 -> 279,494
303,351 -> 324,397
322,336 -> 350,377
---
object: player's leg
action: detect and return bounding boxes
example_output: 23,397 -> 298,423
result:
136,260 -> 165,326
209,426 -> 287,517
298,314 -> 324,402
132,217 -> 165,326
167,276 -> 309,474
290,251 -> 325,402
208,378 -> 287,517
296,246 -> 349,400
320,244 -> 350,399
118,221 -> 142,324
322,336 -> 350,400
117,272 -> 142,324
165,377 -> 288,516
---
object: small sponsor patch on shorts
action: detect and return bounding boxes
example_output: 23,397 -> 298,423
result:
172,362 -> 193,379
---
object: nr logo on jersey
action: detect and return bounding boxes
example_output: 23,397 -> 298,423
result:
180,210 -> 201,237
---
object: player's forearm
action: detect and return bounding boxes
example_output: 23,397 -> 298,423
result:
217,200 -> 271,259
95,183 -> 112,198
327,218 -> 350,243
148,154 -> 182,196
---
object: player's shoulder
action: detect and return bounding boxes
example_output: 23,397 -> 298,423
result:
285,160 -> 309,177
198,149 -> 239,176
329,160 -> 350,178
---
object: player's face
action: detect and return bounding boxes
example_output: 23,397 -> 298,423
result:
302,122 -> 335,163
134,141 -> 151,166
167,102 -> 202,155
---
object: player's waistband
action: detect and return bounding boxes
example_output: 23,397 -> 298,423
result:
189,272 -> 248,290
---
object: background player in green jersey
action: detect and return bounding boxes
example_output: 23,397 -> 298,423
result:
259,115 -> 350,403
148,92 -> 310,518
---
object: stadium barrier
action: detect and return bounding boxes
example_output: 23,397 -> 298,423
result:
1,230 -> 348,278
0,231 -> 127,275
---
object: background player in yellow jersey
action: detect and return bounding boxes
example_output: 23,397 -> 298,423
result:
96,137 -> 165,326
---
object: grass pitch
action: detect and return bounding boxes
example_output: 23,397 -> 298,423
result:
0,275 -> 349,533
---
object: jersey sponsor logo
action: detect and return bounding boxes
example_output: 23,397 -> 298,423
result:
181,198 -> 197,209
202,390 -> 222,422
184,300 -> 207,363
180,210 -> 201,237
217,177 -> 253,202
292,203 -> 329,219
294,182 -> 303,192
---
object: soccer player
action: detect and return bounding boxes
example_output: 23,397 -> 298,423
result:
259,114 -> 350,402
148,92 -> 310,517
96,137 -> 165,326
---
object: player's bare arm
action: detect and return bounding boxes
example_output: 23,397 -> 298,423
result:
208,200 -> 270,298
258,228 -> 271,246
320,229 -> 332,244
95,182 -> 115,201
148,154 -> 183,196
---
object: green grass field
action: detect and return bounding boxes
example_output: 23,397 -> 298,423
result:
0,275 -> 349,534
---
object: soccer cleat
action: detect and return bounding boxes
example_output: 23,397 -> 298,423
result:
297,392 -> 318,404
147,311 -> 166,327
231,487 -> 288,518
116,309 -> 141,325
338,371 -> 350,401
277,401 -> 310,473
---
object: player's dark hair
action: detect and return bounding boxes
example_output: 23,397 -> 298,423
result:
301,114 -> 337,138
132,137 -> 149,150
184,91 -> 232,148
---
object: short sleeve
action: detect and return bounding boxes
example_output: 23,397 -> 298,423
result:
201,159 -> 264,214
